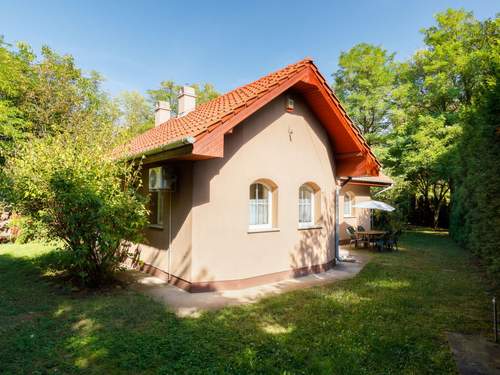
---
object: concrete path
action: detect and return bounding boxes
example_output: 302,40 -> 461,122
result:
447,332 -> 500,374
120,248 -> 372,317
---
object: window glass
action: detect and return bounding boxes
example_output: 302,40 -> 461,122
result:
150,191 -> 164,226
299,186 -> 314,225
344,193 -> 352,217
249,183 -> 271,227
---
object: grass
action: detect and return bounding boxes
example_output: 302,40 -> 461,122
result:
0,230 -> 497,374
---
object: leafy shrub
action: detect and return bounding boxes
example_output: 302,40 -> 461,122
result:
9,215 -> 50,244
2,130 -> 148,287
450,71 -> 500,277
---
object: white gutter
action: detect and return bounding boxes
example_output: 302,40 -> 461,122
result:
373,183 -> 394,196
119,136 -> 196,162
335,177 -> 352,262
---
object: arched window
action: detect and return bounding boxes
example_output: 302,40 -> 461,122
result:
298,184 -> 314,227
249,182 -> 272,229
344,192 -> 354,217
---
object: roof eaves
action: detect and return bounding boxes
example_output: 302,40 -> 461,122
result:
119,136 -> 196,161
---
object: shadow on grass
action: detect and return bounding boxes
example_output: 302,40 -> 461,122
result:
0,230 -> 496,374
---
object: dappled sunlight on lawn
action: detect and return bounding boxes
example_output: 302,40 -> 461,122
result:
366,279 -> 410,289
74,349 -> 108,370
323,289 -> 371,305
53,303 -> 73,317
260,322 -> 295,335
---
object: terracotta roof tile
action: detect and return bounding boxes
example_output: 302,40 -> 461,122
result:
118,59 -> 312,157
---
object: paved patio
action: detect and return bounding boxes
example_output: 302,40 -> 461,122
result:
447,332 -> 500,374
120,248 -> 372,317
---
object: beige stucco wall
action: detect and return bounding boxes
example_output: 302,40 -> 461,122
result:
190,94 -> 337,283
339,184 -> 371,240
137,161 -> 193,282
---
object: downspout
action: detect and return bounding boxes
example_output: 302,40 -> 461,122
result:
335,177 -> 352,262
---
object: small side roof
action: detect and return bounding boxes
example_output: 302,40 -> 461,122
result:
341,172 -> 394,187
115,58 -> 381,177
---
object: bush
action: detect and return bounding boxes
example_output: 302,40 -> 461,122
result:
450,70 -> 500,277
2,130 -> 148,287
9,215 -> 50,244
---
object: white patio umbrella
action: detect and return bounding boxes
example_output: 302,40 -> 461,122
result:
353,200 -> 395,229
353,200 -> 395,212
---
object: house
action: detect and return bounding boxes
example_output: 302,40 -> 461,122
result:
338,174 -> 394,243
119,58 -> 382,292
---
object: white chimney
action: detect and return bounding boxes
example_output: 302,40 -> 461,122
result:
178,86 -> 196,116
155,101 -> 171,127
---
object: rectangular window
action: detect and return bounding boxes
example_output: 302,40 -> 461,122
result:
299,187 -> 314,226
249,183 -> 271,228
149,191 -> 164,226
344,194 -> 353,217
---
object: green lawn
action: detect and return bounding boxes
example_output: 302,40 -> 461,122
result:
0,230 -> 497,374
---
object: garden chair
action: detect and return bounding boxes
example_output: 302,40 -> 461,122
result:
374,233 -> 391,252
381,230 -> 402,252
390,229 -> 402,251
345,226 -> 358,248
356,225 -> 369,247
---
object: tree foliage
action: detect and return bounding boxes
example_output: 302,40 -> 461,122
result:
0,38 -> 222,286
333,9 -> 499,274
333,43 -> 396,146
0,39 -> 116,165
2,128 -> 148,286
335,10 -> 498,229
388,9 -> 498,229
0,39 -> 149,286
113,90 -> 154,139
449,16 -> 500,274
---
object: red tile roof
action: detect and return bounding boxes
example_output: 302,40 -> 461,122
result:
116,58 -> 381,176
118,59 -> 312,157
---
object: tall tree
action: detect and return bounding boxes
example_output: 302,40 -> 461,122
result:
449,14 -> 500,275
190,83 -> 219,105
147,80 -> 180,115
114,91 -> 153,139
0,38 -> 31,165
332,43 -> 397,146
386,9 -> 498,228
0,39 -> 116,164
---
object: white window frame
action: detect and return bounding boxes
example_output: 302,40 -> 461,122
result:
249,182 -> 273,230
298,185 -> 315,228
157,192 -> 164,226
149,190 -> 164,228
344,192 -> 354,218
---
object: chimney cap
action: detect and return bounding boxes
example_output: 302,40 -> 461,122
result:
179,85 -> 196,97
155,101 -> 171,111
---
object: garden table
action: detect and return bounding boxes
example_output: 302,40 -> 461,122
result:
356,230 -> 387,248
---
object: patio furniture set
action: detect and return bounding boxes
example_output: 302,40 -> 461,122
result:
346,225 -> 401,252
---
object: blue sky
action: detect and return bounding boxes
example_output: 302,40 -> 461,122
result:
0,0 -> 497,96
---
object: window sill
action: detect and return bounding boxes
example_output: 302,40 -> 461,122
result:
298,225 -> 323,231
247,227 -> 280,234
343,216 -> 356,219
148,224 -> 164,230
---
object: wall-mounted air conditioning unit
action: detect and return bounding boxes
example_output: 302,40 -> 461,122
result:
148,167 -> 177,192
